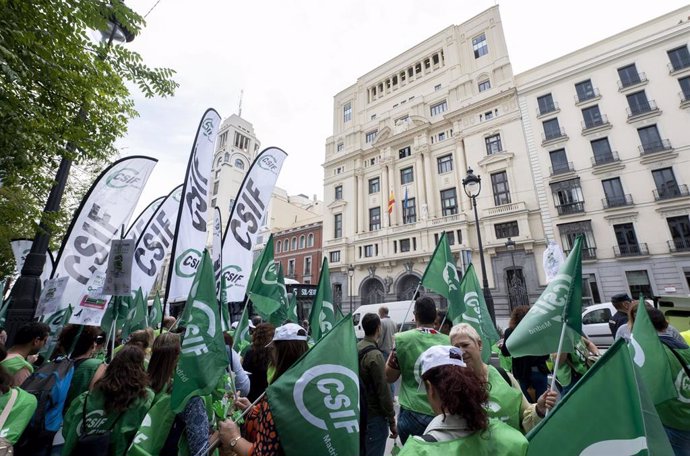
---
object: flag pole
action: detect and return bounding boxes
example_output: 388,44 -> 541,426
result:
400,282 -> 422,329
547,311 -> 569,416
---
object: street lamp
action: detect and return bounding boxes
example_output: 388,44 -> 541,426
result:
462,168 -> 496,325
347,265 -> 355,315
6,11 -> 135,342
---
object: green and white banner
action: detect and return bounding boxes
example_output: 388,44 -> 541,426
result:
457,264 -> 499,363
309,258 -> 341,341
149,293 -> 163,330
421,232 -> 464,320
125,196 -> 165,242
248,234 -> 287,322
165,109 -> 221,303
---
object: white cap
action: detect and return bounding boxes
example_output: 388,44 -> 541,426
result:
272,323 -> 308,342
231,321 -> 239,330
419,345 -> 466,377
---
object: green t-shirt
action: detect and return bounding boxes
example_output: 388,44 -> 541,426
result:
486,365 -> 523,431
0,355 -> 33,378
656,345 -> 690,431
66,357 -> 105,410
62,387 -> 154,456
395,329 -> 450,416
555,339 -> 588,388
0,388 -> 37,444
398,418 -> 528,456
127,392 -> 176,456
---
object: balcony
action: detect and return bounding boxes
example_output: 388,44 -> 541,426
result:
668,239 -> 690,253
555,201 -> 585,216
617,72 -> 648,91
537,102 -> 560,118
626,100 -> 660,121
581,114 -> 611,134
484,201 -> 527,217
591,150 -> 620,166
574,88 -> 601,105
549,162 -> 575,176
613,243 -> 649,258
565,247 -> 597,260
541,128 -> 568,146
638,139 -> 672,156
654,184 -> 690,201
602,194 -> 633,209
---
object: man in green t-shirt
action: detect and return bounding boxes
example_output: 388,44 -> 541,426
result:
1,322 -> 49,386
384,297 -> 449,444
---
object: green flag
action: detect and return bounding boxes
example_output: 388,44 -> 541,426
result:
268,315 -> 359,456
220,276 -> 232,333
170,249 -> 228,413
267,263 -> 290,326
100,294 -> 130,335
149,293 -> 163,330
629,296 -> 677,405
287,291 -> 299,323
457,264 -> 499,363
232,304 -> 252,353
129,393 -> 176,456
309,258 -> 340,341
123,288 -> 148,338
247,235 -> 283,319
527,339 -> 673,455
421,232 -> 465,319
506,236 -> 584,356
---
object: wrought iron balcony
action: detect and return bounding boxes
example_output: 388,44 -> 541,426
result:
555,201 -> 585,215
653,184 -> 689,201
549,162 -> 574,176
542,127 -> 568,143
537,101 -> 559,117
565,247 -> 597,260
668,239 -> 690,253
613,243 -> 648,257
574,87 -> 601,104
626,100 -> 659,119
602,194 -> 633,209
591,150 -> 620,166
617,72 -> 647,90
638,139 -> 672,155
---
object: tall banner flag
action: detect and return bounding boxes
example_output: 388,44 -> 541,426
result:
457,264 -> 499,363
212,207 -> 223,300
125,196 -> 165,242
131,185 -> 183,298
309,258 -> 340,341
165,109 -> 221,304
247,235 -> 285,320
10,238 -> 54,285
232,303 -> 251,353
268,315 -> 359,456
506,236 -> 584,357
123,287 -> 148,338
629,298 -> 677,405
526,339 -> 673,455
171,249 -> 228,413
221,147 -> 288,303
52,156 -> 157,310
149,293 -> 163,330
421,232 -> 465,320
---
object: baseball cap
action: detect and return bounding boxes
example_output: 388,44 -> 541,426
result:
611,293 -> 632,304
231,321 -> 239,330
419,345 -> 466,377
272,323 -> 308,342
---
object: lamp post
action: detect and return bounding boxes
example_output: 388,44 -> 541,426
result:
6,13 -> 135,342
348,264 -> 355,315
462,168 -> 496,325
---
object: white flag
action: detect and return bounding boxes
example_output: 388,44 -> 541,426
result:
212,207 -> 223,299
10,238 -> 54,286
125,196 -> 165,242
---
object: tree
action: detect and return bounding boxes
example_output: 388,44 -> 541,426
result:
0,0 -> 178,278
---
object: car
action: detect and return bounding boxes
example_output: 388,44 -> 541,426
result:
657,295 -> 690,332
582,302 -> 617,347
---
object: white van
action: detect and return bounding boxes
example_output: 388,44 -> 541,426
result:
353,301 -> 417,339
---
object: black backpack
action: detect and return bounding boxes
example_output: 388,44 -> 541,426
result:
358,345 -> 381,455
72,393 -> 124,456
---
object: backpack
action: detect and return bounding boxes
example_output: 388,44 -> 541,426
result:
72,393 -> 123,456
358,345 -> 381,455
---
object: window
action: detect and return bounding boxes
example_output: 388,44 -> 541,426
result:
680,76 -> 690,101
591,138 -> 614,164
399,238 -> 411,252
307,233 -> 314,247
485,134 -> 502,155
213,181 -> 219,195
437,154 -> 453,174
557,220 -> 596,259
440,188 -> 458,216
637,125 -> 665,153
617,64 -> 642,88
472,33 -> 488,58
668,46 -> 690,71
542,118 -> 562,140
334,214 -> 342,238
401,167 -> 414,184
291,237 -> 297,250
343,102 -> 352,122
582,105 -> 604,128
329,251 -> 340,263
211,198 -> 216,208
491,171 -> 511,206
334,185 -> 343,200
583,308 -> 611,325
626,91 -> 652,116
364,245 -> 374,257
602,178 -> 627,207
275,241 -> 281,254
652,167 -> 681,199
287,259 -> 295,277
368,177 -> 380,194
434,84 -> 442,91
537,94 -> 556,115
336,142 -> 344,152
399,146 -> 411,159
299,235 -> 306,249
668,216 -> 690,251
626,271 -> 653,300
575,79 -> 596,102
478,80 -> 491,92
304,257 -> 312,276
549,149 -> 570,174
283,239 -> 289,252
369,207 -> 381,231
218,131 -> 228,147
403,197 -> 416,224
234,132 -> 250,151
365,130 -> 378,144
495,221 -> 519,239
484,111 -> 494,121
614,223 -> 640,255
551,178 -> 584,215
224,152 -> 230,162
437,132 -> 446,141
430,100 -> 448,116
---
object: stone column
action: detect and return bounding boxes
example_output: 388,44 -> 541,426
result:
356,169 -> 365,233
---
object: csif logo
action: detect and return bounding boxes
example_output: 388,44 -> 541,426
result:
258,154 -> 279,175
202,118 -> 215,141
106,167 -> 142,189
442,261 -> 460,292
222,265 -> 244,288
175,248 -> 202,278
293,364 -> 360,434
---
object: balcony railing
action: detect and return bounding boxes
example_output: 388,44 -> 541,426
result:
668,239 -> 690,253
613,243 -> 649,257
638,139 -> 672,155
581,114 -> 610,132
555,201 -> 585,215
591,150 -> 620,166
626,100 -> 659,119
549,162 -> 575,176
565,247 -> 597,260
574,87 -> 601,104
602,194 -> 633,209
617,72 -> 647,90
542,127 -> 567,143
537,101 -> 559,117
653,184 -> 690,201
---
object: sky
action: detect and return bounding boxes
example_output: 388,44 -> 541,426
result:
118,0 -> 689,214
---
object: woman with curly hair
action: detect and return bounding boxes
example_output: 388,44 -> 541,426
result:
61,345 -> 154,455
242,322 -> 275,402
398,345 -> 528,455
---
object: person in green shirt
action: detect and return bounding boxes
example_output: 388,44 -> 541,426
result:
398,345 -> 528,456
0,345 -> 37,444
552,336 -> 599,396
62,345 -> 154,456
1,321 -> 49,386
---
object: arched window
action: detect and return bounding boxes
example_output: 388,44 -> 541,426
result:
234,159 -> 245,170
216,156 -> 222,166
307,233 -> 314,247
299,235 -> 306,249
291,237 -> 297,250
283,240 -> 289,252
224,152 -> 230,162
276,240 -> 281,254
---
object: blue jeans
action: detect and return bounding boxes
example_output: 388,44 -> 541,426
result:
519,370 -> 549,403
397,407 -> 434,445
665,426 -> 690,456
365,415 -> 389,456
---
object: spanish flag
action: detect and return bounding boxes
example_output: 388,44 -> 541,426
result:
387,190 -> 395,214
